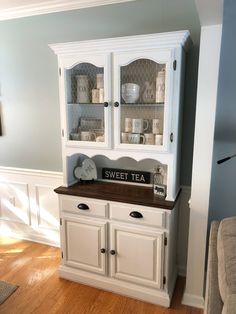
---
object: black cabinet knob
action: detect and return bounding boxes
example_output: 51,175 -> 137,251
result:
129,211 -> 143,218
104,102 -> 109,107
110,250 -> 116,255
114,102 -> 119,107
77,203 -> 89,210
100,248 -> 106,254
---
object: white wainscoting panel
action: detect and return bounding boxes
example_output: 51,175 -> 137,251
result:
0,167 -> 63,246
0,181 -> 30,225
35,184 -> 60,230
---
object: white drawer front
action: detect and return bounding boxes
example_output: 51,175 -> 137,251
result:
60,196 -> 108,218
110,203 -> 166,228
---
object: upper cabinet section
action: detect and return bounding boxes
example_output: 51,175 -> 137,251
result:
113,49 -> 172,151
60,53 -> 111,149
50,31 -> 191,153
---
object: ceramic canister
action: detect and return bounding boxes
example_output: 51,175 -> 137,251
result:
76,75 -> 90,103
156,69 -> 165,103
96,74 -> 104,89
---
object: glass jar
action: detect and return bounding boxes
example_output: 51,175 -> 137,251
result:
153,166 -> 166,198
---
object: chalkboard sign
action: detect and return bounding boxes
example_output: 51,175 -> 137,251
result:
102,168 -> 151,184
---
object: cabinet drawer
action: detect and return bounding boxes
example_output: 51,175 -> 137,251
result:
60,196 -> 108,218
110,203 -> 166,228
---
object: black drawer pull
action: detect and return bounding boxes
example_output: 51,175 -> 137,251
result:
129,211 -> 143,218
100,248 -> 106,254
77,203 -> 89,210
114,101 -> 119,107
110,250 -> 116,255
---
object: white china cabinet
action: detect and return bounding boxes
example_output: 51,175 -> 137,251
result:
51,30 -> 191,307
50,30 -> 191,201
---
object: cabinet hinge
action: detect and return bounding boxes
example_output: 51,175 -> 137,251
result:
170,133 -> 173,142
62,129 -> 64,137
173,60 -> 177,71
59,68 -> 61,76
163,276 -> 166,285
61,251 -> 63,259
60,218 -> 62,226
164,237 -> 167,246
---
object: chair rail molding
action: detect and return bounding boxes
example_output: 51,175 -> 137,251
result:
0,0 -> 136,21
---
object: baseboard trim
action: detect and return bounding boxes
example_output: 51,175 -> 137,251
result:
0,228 -> 60,247
182,290 -> 205,309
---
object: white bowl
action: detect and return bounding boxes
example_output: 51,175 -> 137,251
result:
122,83 -> 140,103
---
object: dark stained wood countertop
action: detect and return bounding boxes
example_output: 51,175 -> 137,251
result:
54,181 -> 180,210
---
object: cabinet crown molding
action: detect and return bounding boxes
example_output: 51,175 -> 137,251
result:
49,30 -> 191,56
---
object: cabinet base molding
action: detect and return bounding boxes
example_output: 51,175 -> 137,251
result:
59,265 -> 174,307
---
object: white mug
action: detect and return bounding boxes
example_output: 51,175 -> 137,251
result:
70,132 -> 80,141
152,119 -> 161,134
144,133 -> 154,145
132,119 -> 149,134
128,133 -> 145,144
81,131 -> 96,142
95,135 -> 104,142
155,134 -> 163,145
121,132 -> 129,143
125,118 -> 132,133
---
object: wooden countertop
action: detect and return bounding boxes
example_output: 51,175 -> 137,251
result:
54,181 -> 180,210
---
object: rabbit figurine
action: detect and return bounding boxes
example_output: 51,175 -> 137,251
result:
142,81 -> 155,103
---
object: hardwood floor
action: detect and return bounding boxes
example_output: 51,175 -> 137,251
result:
0,237 -> 203,314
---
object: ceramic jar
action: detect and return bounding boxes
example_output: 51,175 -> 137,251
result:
76,75 -> 90,103
156,69 -> 165,103
96,74 -> 104,89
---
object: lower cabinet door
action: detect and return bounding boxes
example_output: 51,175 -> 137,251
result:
110,223 -> 164,289
62,216 -> 107,275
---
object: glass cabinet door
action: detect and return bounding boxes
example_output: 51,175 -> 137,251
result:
63,54 -> 111,148
113,50 -> 172,151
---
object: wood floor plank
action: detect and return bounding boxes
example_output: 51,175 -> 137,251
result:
0,237 -> 203,314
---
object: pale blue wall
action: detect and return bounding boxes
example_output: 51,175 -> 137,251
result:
0,0 -> 200,185
208,0 -> 236,221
